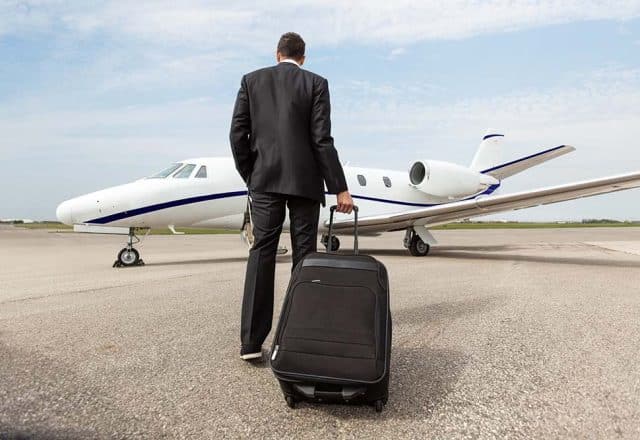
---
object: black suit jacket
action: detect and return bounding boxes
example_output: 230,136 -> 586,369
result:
229,62 -> 348,204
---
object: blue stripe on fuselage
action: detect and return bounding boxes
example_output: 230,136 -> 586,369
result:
86,190 -> 248,224
351,183 -> 500,207
86,184 -> 501,224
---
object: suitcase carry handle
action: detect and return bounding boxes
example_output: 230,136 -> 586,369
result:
327,205 -> 359,255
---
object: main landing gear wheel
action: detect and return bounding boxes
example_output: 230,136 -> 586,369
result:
113,228 -> 146,268
409,236 -> 430,257
321,234 -> 340,252
404,228 -> 430,257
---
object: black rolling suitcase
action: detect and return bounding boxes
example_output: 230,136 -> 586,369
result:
270,205 -> 392,412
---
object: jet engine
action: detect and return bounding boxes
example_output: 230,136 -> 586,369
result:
409,160 -> 498,198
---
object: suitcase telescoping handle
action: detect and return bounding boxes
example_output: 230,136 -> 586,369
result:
327,204 -> 359,255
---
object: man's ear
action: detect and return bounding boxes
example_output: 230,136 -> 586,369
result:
298,55 -> 306,66
276,51 -> 282,62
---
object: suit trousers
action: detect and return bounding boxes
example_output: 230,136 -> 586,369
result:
241,191 -> 320,349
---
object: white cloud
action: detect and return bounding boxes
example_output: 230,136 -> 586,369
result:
3,1 -> 640,46
2,2 -> 640,219
328,68 -> 640,173
325,68 -> 640,221
2,65 -> 640,220
4,67 -> 639,174
0,96 -> 231,159
388,47 -> 406,59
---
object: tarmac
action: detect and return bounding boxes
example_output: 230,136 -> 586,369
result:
1,225 -> 640,439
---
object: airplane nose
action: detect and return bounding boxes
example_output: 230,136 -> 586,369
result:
56,200 -> 73,225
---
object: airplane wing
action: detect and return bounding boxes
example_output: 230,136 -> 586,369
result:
329,171 -> 640,233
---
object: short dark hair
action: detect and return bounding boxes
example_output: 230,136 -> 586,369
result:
277,32 -> 305,60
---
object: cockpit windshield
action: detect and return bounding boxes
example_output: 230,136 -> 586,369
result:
173,164 -> 196,178
148,163 -> 183,178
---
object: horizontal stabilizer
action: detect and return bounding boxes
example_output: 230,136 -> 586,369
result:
482,145 -> 575,180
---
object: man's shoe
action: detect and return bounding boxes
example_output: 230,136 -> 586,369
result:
240,345 -> 262,361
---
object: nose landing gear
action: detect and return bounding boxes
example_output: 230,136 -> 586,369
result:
113,228 -> 147,268
116,247 -> 140,266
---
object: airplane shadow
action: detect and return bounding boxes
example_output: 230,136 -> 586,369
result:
143,256 -> 250,267
356,246 -> 640,268
143,244 -> 640,269
355,244 -> 526,257
430,244 -> 527,252
429,249 -> 640,268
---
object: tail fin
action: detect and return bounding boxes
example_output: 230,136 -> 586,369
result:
470,130 -> 504,173
470,130 -> 575,180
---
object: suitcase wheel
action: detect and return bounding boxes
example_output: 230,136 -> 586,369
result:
374,399 -> 384,413
285,395 -> 296,409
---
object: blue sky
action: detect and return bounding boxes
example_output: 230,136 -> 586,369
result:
1,1 -> 640,220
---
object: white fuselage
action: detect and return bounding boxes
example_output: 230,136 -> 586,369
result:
56,157 -> 499,231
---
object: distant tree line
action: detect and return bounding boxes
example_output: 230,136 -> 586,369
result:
581,219 -> 635,224
456,219 -> 639,224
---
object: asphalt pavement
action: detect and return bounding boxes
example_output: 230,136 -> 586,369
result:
1,226 -> 640,439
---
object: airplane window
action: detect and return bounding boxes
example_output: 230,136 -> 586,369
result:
195,166 -> 207,178
173,164 -> 196,178
357,174 -> 367,186
148,163 -> 183,178
383,176 -> 392,188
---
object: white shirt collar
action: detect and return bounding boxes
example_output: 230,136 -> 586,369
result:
279,58 -> 300,67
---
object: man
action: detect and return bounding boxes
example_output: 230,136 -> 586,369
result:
230,32 -> 354,361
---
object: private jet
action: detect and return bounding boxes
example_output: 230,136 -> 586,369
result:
56,131 -> 640,267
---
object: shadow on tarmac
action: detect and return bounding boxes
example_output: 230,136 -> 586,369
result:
429,250 -> 640,268
289,346 -> 467,421
114,239 -> 640,269
0,341 -> 158,440
393,296 -> 500,326
351,245 -> 527,257
143,256 -> 250,267
289,296 -> 498,420
357,245 -> 640,268
0,427 -> 90,440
